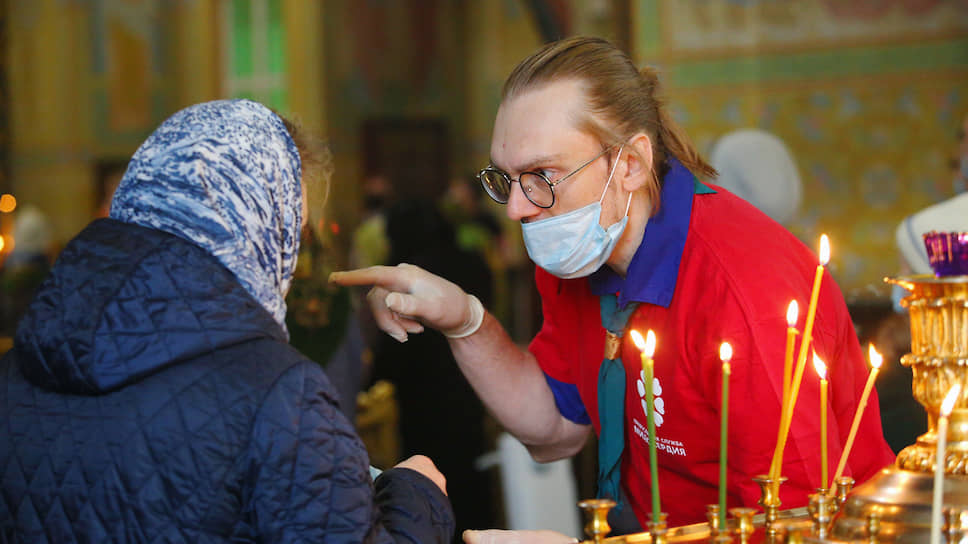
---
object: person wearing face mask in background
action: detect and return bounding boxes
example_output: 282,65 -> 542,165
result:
331,37 -> 893,537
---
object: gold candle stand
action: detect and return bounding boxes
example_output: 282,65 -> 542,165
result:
827,274 -> 968,543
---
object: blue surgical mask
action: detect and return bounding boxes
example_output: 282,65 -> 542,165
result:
522,146 -> 630,279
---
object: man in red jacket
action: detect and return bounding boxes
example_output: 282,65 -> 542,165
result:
333,36 -> 894,534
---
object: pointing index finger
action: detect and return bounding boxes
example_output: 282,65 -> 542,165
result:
328,266 -> 413,292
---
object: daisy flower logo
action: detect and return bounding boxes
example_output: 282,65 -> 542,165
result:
636,370 -> 665,427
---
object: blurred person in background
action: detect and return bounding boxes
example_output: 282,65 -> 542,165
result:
350,172 -> 394,270
371,199 -> 498,539
709,128 -> 802,226
0,99 -> 454,543
443,174 -> 505,256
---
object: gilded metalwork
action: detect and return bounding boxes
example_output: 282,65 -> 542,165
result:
883,275 -> 968,475
578,499 -> 616,544
808,490 -> 835,539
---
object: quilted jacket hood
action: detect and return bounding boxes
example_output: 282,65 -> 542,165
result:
15,218 -> 285,395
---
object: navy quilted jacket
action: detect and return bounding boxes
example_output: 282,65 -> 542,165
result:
0,219 -> 455,543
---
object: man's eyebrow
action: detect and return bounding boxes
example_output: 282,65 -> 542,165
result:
489,153 -> 568,174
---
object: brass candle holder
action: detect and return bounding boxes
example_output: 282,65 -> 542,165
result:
832,476 -> 855,509
728,507 -> 757,542
577,499 -> 614,544
705,504 -> 721,536
648,512 -> 669,544
807,488 -> 836,539
753,474 -> 787,539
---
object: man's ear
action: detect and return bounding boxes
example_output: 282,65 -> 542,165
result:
619,132 -> 653,192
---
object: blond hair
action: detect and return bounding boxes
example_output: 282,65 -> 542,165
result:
502,36 -> 716,208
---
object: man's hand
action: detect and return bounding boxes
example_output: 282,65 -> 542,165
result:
329,263 -> 483,342
394,455 -> 447,496
462,529 -> 579,544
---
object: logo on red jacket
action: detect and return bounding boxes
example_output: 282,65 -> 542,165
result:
636,369 -> 665,426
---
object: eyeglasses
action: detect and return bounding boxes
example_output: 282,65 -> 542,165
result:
477,145 -> 616,209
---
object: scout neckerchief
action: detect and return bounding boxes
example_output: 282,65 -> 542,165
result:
596,293 -> 639,509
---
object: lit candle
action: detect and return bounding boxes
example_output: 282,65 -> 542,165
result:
783,300 -> 800,414
770,301 -> 800,479
630,329 -> 661,519
771,236 -> 829,482
719,342 -> 733,531
832,344 -> 883,484
813,353 -> 828,490
931,384 -> 961,544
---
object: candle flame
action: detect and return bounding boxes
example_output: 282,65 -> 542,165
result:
630,330 -> 644,349
867,344 -> 883,369
719,342 -> 733,362
645,330 -> 656,357
786,300 -> 799,327
819,234 -> 830,266
812,353 -> 827,380
630,329 -> 657,357
941,384 -> 961,416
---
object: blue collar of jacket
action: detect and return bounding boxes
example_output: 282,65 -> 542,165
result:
589,157 -> 716,309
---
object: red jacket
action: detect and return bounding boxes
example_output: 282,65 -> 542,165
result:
531,160 -> 894,527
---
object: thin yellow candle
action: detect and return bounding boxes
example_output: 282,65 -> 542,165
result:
718,342 -> 733,531
630,329 -> 661,520
931,384 -> 961,544
769,301 -> 800,479
783,300 -> 800,411
832,344 -> 883,484
813,353 -> 828,490
771,235 -> 829,481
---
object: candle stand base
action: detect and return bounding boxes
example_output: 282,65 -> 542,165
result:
648,513 -> 669,544
829,465 -> 968,543
705,505 -> 720,537
807,489 -> 835,539
753,474 -> 787,539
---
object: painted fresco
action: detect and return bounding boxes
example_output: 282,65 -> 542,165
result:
91,0 -> 165,147
660,0 -> 968,57
636,0 -> 968,296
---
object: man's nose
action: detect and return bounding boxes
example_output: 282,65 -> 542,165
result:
506,181 -> 541,222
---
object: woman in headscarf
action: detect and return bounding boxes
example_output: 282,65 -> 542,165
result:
0,99 -> 454,543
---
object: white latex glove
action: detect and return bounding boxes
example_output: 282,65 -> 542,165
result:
329,263 -> 484,343
393,454 -> 447,496
462,529 -> 579,544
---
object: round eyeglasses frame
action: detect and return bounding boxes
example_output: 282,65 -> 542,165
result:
477,144 -> 616,209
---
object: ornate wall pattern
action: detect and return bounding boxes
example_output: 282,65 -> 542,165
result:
635,0 -> 968,297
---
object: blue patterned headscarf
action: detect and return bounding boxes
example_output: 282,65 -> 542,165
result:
110,99 -> 302,335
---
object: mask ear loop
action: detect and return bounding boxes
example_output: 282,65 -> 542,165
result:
598,145 -> 632,217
